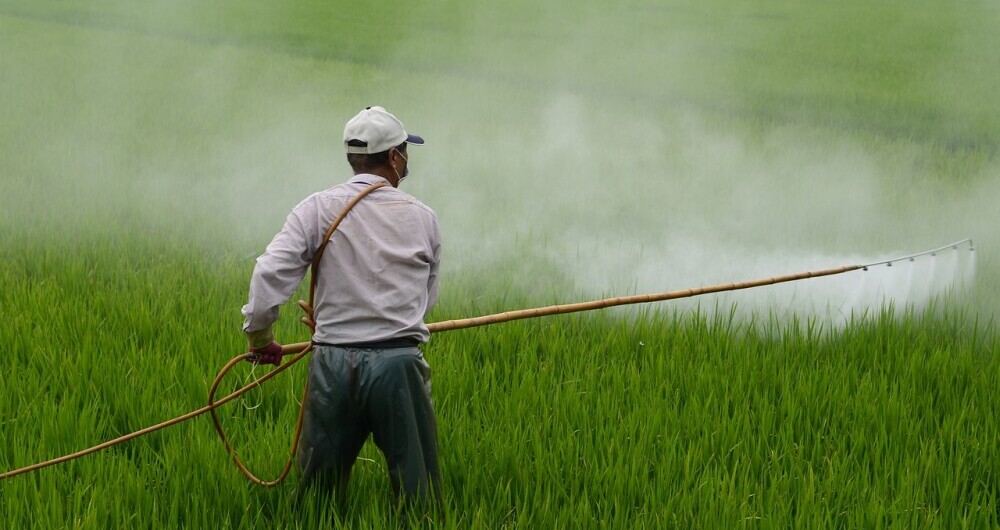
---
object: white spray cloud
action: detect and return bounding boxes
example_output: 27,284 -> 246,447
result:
2,1 -> 995,324
399,1 -> 998,322
417,94 -> 988,324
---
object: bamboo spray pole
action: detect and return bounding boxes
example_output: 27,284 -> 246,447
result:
279,264 -> 863,356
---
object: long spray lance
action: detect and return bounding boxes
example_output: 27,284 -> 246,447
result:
0,184 -> 975,483
270,239 -> 974,357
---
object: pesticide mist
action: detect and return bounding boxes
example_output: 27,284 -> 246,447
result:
403,1 -> 998,323
0,0 -> 996,325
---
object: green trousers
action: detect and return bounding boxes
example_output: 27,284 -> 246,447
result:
296,345 -> 442,509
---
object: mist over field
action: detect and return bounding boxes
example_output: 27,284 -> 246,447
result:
1,0 -> 997,321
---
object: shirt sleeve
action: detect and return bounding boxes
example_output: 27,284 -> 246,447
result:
425,214 -> 442,316
241,208 -> 314,334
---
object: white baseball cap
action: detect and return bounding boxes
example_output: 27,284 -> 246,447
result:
343,106 -> 425,154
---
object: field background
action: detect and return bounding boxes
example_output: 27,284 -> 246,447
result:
1,0 -> 998,528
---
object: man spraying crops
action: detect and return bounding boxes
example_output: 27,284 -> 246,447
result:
240,106 -> 443,513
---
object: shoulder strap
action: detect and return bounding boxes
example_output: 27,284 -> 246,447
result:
301,181 -> 389,330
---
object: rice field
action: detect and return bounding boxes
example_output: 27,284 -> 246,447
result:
1,1 -> 998,528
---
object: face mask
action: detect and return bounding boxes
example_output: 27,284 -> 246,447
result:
394,150 -> 410,183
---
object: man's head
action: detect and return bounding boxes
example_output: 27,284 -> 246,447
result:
343,106 -> 423,186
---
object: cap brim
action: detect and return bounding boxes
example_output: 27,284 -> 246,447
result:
406,134 -> 425,145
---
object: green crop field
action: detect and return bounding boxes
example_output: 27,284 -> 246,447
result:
1,1 -> 998,528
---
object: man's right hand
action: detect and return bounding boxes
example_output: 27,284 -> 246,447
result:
248,341 -> 284,366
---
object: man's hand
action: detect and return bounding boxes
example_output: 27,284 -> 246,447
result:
248,341 -> 284,366
297,300 -> 316,331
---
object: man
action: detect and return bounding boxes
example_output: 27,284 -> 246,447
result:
240,106 -> 442,512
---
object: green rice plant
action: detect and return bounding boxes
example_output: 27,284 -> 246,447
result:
1,231 -> 998,527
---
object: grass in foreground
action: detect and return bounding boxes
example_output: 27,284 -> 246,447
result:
0,231 -> 997,528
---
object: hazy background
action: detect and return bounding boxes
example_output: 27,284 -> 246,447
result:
1,0 -> 996,323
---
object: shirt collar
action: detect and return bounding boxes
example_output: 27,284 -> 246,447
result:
349,173 -> 392,187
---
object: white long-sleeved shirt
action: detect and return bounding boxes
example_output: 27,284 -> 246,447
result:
242,174 -> 441,344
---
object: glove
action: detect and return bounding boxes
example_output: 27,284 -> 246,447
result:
248,341 -> 284,366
